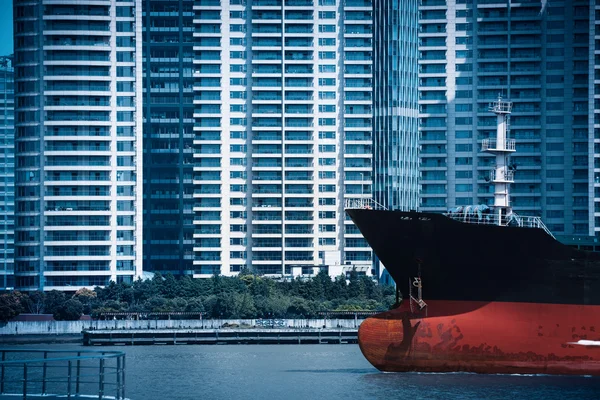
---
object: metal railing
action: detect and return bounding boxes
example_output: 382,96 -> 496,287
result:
344,198 -> 387,211
481,138 -> 516,152
0,349 -> 126,400
444,212 -> 555,239
489,98 -> 512,113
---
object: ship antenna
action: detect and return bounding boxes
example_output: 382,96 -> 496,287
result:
484,97 -> 515,226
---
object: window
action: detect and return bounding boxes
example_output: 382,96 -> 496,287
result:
230,51 -> 246,59
230,64 -> 246,73
319,11 -> 335,19
230,91 -> 246,99
230,144 -> 247,152
319,238 -> 336,245
319,91 -> 336,100
318,144 -> 335,152
318,105 -> 336,112
231,158 -> 247,166
230,171 -> 246,179
230,118 -> 247,126
319,198 -> 336,205
230,104 -> 246,112
319,171 -> 336,179
319,118 -> 335,126
319,38 -> 336,46
230,184 -> 246,192
230,11 -> 246,19
319,65 -> 336,73
456,64 -> 472,72
546,143 -> 564,151
319,211 -> 336,218
319,224 -> 336,232
319,51 -> 336,60
319,131 -> 336,139
319,25 -> 336,33
319,78 -> 336,86
230,38 -> 246,46
230,131 -> 246,139
319,158 -> 335,166
455,184 -> 473,192
455,170 -> 472,179
230,78 -> 247,85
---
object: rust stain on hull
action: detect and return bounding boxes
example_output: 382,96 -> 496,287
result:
358,301 -> 600,375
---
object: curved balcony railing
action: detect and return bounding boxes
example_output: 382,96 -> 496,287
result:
0,349 -> 126,399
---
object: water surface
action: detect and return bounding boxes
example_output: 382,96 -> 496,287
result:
9,344 -> 600,400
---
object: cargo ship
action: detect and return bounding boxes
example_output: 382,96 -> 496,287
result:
345,98 -> 600,375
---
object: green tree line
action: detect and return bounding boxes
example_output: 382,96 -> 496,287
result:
0,270 -> 396,322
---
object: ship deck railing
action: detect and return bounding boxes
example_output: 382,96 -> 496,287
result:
0,349 -> 126,400
444,212 -> 555,239
344,198 -> 387,211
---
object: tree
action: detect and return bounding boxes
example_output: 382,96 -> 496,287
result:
74,288 -> 97,311
185,297 -> 205,313
0,292 -> 25,322
25,291 -> 46,314
53,299 -> 83,321
44,290 -> 66,315
348,269 -> 365,299
160,274 -> 180,299
234,293 -> 257,319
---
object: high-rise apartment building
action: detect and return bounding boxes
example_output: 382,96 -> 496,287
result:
418,0 -> 596,236
13,0 -> 143,291
192,0 -> 374,276
373,0 -> 419,211
142,0 -> 196,276
0,56 -> 14,291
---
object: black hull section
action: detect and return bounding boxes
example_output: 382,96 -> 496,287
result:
346,209 -> 600,305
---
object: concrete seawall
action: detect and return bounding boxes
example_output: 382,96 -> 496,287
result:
0,319 -> 366,336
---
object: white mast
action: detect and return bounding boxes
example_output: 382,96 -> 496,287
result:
482,97 -> 515,225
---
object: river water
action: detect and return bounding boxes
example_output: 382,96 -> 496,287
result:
7,343 -> 600,400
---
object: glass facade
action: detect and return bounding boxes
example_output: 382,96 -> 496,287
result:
373,0 -> 419,211
0,57 -> 14,290
13,0 -> 143,290
193,0 -> 374,276
418,0 -> 596,236
142,0 -> 195,276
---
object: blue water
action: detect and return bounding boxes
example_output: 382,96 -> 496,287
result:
8,344 -> 600,399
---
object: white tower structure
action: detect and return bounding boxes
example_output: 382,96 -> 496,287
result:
482,98 -> 515,224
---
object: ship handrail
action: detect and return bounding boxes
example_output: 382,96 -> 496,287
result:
344,198 -> 388,211
444,212 -> 555,239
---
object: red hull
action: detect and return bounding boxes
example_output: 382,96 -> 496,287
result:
358,301 -> 600,375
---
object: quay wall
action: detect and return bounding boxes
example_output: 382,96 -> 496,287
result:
0,318 -> 366,335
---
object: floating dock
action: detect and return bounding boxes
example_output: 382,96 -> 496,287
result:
83,328 -> 358,346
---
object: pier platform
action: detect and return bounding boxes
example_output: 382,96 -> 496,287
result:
83,328 -> 358,346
